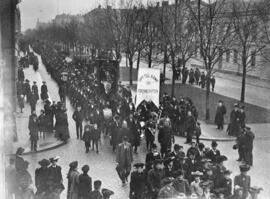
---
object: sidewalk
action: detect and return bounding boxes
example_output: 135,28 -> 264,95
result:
13,62 -> 65,155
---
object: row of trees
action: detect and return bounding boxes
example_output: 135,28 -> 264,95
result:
24,0 -> 270,120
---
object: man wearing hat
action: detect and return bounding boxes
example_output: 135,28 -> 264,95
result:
145,144 -> 161,172
23,79 -> 31,103
130,163 -> 147,199
215,100 -> 227,130
207,141 -> 221,163
147,159 -> 165,199
102,188 -> 114,199
32,81 -> 39,100
229,103 -> 241,136
243,126 -> 255,166
164,157 -> 175,178
47,156 -> 64,199
172,170 -> 190,196
116,136 -> 133,185
234,165 -> 251,199
214,155 -> 228,186
40,81 -> 49,101
78,166 -> 92,199
35,159 -> 50,198
72,105 -> 84,139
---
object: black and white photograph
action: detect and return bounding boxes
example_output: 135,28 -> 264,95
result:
0,0 -> 270,198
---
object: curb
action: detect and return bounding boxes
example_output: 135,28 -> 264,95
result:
22,140 -> 67,156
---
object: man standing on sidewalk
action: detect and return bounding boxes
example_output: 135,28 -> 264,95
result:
72,105 -> 84,139
28,114 -> 39,151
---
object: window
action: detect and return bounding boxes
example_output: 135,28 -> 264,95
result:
226,51 -> 230,62
233,49 -> 238,63
251,51 -> 256,66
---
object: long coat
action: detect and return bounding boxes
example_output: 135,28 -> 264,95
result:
130,171 -> 147,198
28,119 -> 39,141
215,105 -> 227,126
35,167 -> 49,194
116,142 -> 133,168
78,173 -> 92,198
68,170 -> 80,199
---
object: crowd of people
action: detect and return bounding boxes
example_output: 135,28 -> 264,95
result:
175,67 -> 216,92
5,147 -> 114,199
9,42 -> 261,199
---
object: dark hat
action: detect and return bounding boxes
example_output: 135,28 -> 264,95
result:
245,126 -> 251,130
82,165 -> 89,173
197,122 -> 200,125
38,159 -> 50,167
42,81 -> 46,84
16,147 -> 25,155
211,141 -> 218,147
49,156 -> 60,162
224,170 -> 232,175
151,143 -> 158,149
218,100 -> 223,103
239,164 -> 250,172
216,155 -> 228,163
133,163 -> 144,168
164,157 -> 175,165
154,159 -> 163,165
162,177 -> 174,184
173,169 -> 184,177
174,144 -> 181,151
25,79 -> 29,82
33,81 -> 37,84
102,188 -> 114,198
191,171 -> 203,177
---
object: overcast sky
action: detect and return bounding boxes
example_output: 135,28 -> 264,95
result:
19,0 -> 241,31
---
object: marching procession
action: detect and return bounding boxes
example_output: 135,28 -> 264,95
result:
5,40 -> 263,199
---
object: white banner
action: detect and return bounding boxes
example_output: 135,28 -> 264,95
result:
135,68 -> 160,108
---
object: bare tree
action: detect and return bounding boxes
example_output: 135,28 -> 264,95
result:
188,0 -> 234,120
230,0 -> 266,103
159,0 -> 198,96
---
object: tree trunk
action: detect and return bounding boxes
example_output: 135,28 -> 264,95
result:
129,57 -> 133,86
163,48 -> 167,77
205,71 -> 211,120
171,53 -> 176,97
137,49 -> 141,70
240,63 -> 247,103
148,48 -> 152,68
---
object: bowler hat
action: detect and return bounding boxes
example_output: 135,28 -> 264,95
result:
38,159 -> 50,167
239,164 -> 250,172
211,141 -> 218,147
69,161 -> 78,169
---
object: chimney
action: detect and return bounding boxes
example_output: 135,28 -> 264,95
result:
162,1 -> 169,7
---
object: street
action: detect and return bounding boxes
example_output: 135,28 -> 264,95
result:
20,54 -> 270,199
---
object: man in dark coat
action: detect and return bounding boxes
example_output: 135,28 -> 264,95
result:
116,136 -> 133,185
200,72 -> 206,89
47,156 -> 64,199
72,105 -> 84,139
18,67 -> 25,82
117,121 -> 132,145
111,115 -> 121,152
145,144 -> 161,172
127,114 -> 140,154
23,79 -> 31,102
158,119 -> 174,157
82,124 -> 92,153
214,170 -> 232,198
78,165 -> 92,199
243,127 -> 255,166
215,100 -> 227,130
229,104 -> 241,136
234,165 -> 251,199
194,68 -> 201,85
29,90 -> 38,113
91,123 -> 101,154
147,159 -> 165,199
40,81 -> 49,101
206,141 -> 221,163
32,81 -> 39,100
184,111 -> 196,144
35,159 -> 50,198
28,114 -> 39,151
129,163 -> 147,199
211,76 -> 216,92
